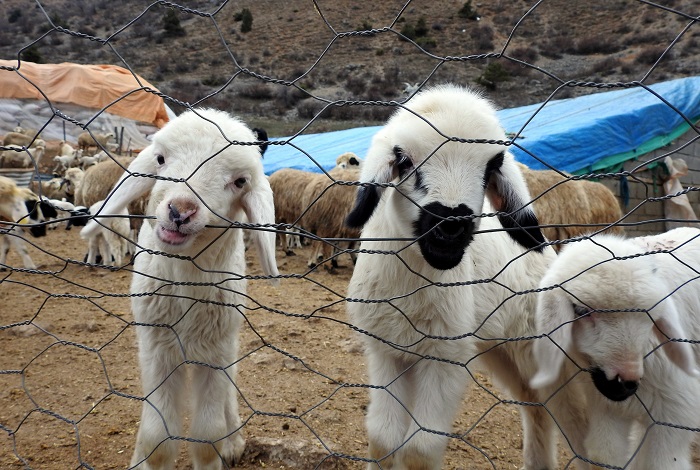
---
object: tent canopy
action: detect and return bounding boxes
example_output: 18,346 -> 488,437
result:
262,77 -> 700,176
0,60 -> 170,129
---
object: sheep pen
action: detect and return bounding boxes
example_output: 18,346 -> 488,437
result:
13,223 -> 697,469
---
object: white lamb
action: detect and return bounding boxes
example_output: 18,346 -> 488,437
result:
345,84 -> 589,469
531,227 -> 700,469
82,199 -> 131,266
80,108 -> 278,469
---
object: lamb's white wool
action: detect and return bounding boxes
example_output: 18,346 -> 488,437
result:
345,84 -> 589,469
531,227 -> 700,469
81,108 -> 278,470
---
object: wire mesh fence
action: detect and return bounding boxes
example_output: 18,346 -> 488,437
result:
1,0 -> 700,469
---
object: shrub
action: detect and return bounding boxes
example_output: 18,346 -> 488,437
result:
21,45 -> 43,64
637,45 -> 669,65
240,82 -> 273,100
458,1 -> 480,20
240,8 -> 253,33
476,62 -> 509,90
162,9 -> 185,38
574,36 -> 620,55
8,9 -> 21,24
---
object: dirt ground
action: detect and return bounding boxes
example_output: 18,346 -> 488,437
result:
0,227 -> 698,470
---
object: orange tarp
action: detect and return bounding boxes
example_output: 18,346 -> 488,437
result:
0,60 -> 170,128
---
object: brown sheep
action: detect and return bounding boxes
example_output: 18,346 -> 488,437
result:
269,168 -> 318,254
74,156 -> 146,235
300,167 -> 360,272
520,164 -> 624,251
77,131 -> 115,153
2,132 -> 44,148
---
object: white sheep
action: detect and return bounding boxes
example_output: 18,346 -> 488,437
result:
79,154 -> 100,170
52,154 -> 77,174
82,200 -> 131,266
345,84 -> 589,469
58,140 -> 76,157
531,227 -> 700,469
80,108 -> 278,469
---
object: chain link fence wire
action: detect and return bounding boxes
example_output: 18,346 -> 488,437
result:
1,0 -> 700,468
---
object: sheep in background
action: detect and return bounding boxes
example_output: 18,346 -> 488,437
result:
269,168 -> 316,255
80,108 -> 278,469
30,178 -> 69,201
334,151 -> 362,170
28,168 -> 83,203
82,200 -> 131,266
345,85 -> 589,469
2,132 -> 44,148
52,154 -> 76,174
77,131 -> 115,153
0,177 -> 47,270
531,227 -> 700,469
79,154 -> 100,170
520,163 -> 624,250
58,140 -> 77,157
301,167 -> 361,272
1,142 -> 45,168
75,157 -> 145,240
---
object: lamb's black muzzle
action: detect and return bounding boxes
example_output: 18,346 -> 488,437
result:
590,367 -> 639,402
415,202 -> 474,270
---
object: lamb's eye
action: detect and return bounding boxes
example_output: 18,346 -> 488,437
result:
234,177 -> 247,188
393,146 -> 413,177
156,154 -> 165,165
574,305 -> 591,317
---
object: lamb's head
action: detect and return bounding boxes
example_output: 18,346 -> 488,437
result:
346,84 -> 544,270
531,235 -> 700,401
80,109 -> 278,280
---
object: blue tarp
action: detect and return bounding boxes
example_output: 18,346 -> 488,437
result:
263,77 -> 700,176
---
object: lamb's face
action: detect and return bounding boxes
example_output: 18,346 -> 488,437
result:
539,239 -> 676,401
347,85 -> 543,271
144,111 -> 264,254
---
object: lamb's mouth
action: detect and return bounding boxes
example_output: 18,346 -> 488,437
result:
157,225 -> 191,245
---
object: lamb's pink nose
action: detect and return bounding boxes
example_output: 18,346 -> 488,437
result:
168,202 -> 197,227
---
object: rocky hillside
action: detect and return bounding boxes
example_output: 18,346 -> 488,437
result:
1,0 -> 699,135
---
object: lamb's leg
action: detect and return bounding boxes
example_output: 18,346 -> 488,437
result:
583,401 -> 632,469
398,359 -> 471,470
189,364 -> 245,470
478,348 -> 558,470
365,350 -> 412,469
8,231 -> 36,269
131,343 -> 186,470
627,413 -> 695,470
541,375 -> 591,469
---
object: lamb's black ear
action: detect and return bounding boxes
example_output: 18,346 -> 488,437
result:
252,127 -> 269,156
345,184 -> 381,229
485,152 -> 545,251
349,156 -> 360,166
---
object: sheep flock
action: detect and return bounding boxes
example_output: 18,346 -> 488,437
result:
2,86 -> 699,470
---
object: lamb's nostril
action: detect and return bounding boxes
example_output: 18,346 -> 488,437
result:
619,377 -> 639,394
169,203 -> 181,222
436,220 -> 466,240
